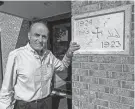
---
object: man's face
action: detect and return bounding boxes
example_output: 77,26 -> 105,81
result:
28,23 -> 49,52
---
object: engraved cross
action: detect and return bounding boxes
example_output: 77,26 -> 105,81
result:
92,27 -> 102,39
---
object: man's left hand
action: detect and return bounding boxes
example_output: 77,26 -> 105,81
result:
66,42 -> 80,58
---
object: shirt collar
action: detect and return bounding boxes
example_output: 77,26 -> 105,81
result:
26,43 -> 36,54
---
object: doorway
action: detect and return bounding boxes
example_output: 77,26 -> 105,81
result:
48,18 -> 72,109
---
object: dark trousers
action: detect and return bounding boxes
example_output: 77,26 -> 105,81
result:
14,97 -> 49,109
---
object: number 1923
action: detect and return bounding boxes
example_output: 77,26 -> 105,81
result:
101,41 -> 121,48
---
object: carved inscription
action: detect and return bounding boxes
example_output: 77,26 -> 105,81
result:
73,12 -> 124,51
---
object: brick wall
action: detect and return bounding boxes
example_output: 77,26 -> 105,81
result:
71,1 -> 134,109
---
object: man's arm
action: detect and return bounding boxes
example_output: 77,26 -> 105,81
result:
0,52 -> 17,109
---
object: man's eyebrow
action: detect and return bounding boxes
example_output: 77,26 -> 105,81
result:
34,33 -> 40,36
34,33 -> 47,37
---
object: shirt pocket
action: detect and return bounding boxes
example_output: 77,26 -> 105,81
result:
41,64 -> 54,82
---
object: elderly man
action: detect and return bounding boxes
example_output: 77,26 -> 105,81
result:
0,21 -> 80,109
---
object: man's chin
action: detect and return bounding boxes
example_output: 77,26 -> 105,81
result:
35,47 -> 43,51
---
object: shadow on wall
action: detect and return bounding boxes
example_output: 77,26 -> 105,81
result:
0,32 -> 3,89
15,20 -> 29,49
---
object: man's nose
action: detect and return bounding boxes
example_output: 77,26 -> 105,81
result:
38,36 -> 43,42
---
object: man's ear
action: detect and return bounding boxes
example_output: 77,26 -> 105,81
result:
28,32 -> 30,40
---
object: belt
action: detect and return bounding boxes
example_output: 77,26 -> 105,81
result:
16,95 -> 50,104
31,97 -> 46,103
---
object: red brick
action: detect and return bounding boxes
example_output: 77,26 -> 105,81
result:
99,78 -> 111,86
100,1 -> 128,9
89,56 -> 103,63
129,46 -> 134,56
96,92 -> 121,103
91,63 -> 99,70
72,69 -> 89,76
72,100 -> 80,106
104,87 -> 109,93
72,88 -> 80,96
80,69 -> 89,76
121,97 -> 134,106
71,1 -> 83,8
110,71 -> 119,79
80,96 -> 89,103
91,1 -> 101,4
121,56 -> 134,64
105,71 -> 110,78
80,76 -> 91,83
110,87 -> 119,95
99,64 -> 122,72
109,94 -> 121,103
89,84 -> 109,93
81,83 -> 89,90
79,101 -> 89,109
131,30 -> 134,38
130,37 -> 134,46
81,62 -> 99,70
132,13 -> 134,23
102,56 -> 120,63
110,79 -> 121,88
72,94 -> 80,101
97,105 -> 108,109
87,104 -> 97,109
72,82 -> 82,88
120,89 -> 134,98
80,96 -> 89,102
109,101 -> 122,109
89,91 -> 96,103
119,73 -> 134,81
94,105 -> 98,109
72,68 -> 77,74
100,1 -> 116,9
92,77 -> 99,84
123,65 -> 134,73
110,87 -> 134,98
89,55 -> 121,64
72,68 -> 79,75
72,75 -> 79,81
79,3 -> 100,14
72,8 -> 79,15
102,79 -> 121,88
81,62 -> 91,69
122,105 -> 134,109
79,1 -> 88,6
111,56 -> 122,63
80,89 -> 89,96
72,62 -> 81,68
89,70 -> 108,78
132,21 -> 134,30
122,81 -> 134,90
87,1 -> 92,5
89,69 -> 96,76
72,55 -> 88,62
94,99 -> 109,107
72,105 -> 79,109
132,5 -> 134,12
